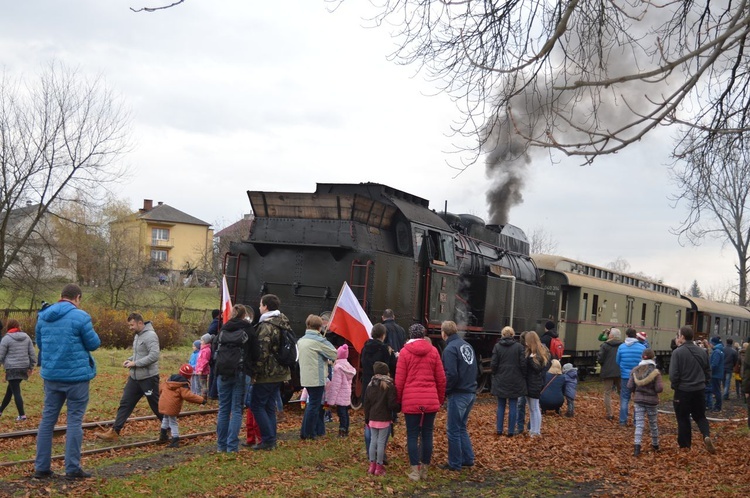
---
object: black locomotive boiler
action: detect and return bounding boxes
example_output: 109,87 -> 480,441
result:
224,182 -> 546,397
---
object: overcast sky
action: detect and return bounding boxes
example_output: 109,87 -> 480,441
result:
0,1 -> 740,297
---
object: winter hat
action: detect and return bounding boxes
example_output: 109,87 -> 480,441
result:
545,320 -> 555,331
337,344 -> 349,360
193,340 -> 201,348
710,336 -> 721,345
562,363 -> 575,373
201,334 -> 212,344
179,364 -> 194,378
373,361 -> 389,376
548,359 -> 562,375
409,323 -> 426,339
636,331 -> 648,341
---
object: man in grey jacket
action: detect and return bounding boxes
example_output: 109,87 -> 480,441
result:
669,326 -> 715,453
97,313 -> 161,440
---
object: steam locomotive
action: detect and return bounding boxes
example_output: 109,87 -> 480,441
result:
224,182 -> 750,394
223,182 -> 545,396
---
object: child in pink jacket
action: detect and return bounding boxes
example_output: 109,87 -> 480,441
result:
195,334 -> 213,398
325,344 -> 357,436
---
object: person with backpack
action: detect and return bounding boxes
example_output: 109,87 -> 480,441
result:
213,304 -> 252,453
541,321 -> 564,360
298,314 -> 337,440
248,294 -> 292,451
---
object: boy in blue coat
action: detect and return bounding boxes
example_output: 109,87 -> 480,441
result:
562,363 -> 578,417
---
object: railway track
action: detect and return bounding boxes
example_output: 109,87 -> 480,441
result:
0,408 -> 218,440
0,430 -> 217,468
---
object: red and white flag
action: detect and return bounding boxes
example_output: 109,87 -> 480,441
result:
328,282 -> 373,353
221,275 -> 233,324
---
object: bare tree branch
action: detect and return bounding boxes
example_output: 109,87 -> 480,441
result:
131,0 -> 185,13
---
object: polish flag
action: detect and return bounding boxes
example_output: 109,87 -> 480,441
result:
221,275 -> 233,324
328,282 -> 373,353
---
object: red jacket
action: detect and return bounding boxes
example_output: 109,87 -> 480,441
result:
395,338 -> 446,414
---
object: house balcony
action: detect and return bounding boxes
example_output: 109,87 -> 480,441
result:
151,238 -> 174,248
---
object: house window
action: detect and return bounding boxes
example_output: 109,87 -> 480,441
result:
152,228 -> 169,242
151,249 -> 168,262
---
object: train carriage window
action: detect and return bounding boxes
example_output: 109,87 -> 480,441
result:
440,234 -> 456,266
676,309 -> 682,327
560,290 -> 568,320
653,303 -> 661,327
640,303 -> 647,326
714,317 -> 720,335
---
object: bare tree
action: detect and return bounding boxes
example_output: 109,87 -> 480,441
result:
0,63 -> 130,282
92,201 -> 146,309
528,226 -> 559,255
607,257 -> 631,274
670,131 -> 750,306
322,1 -> 750,171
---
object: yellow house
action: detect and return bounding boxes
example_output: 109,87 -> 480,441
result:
120,199 -> 214,274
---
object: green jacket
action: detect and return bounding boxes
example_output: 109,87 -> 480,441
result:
250,312 -> 292,384
298,330 -> 337,387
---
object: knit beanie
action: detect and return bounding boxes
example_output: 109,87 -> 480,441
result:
201,333 -> 212,344
193,340 -> 201,348
337,344 -> 349,360
179,364 -> 194,378
409,323 -> 426,339
373,361 -> 389,376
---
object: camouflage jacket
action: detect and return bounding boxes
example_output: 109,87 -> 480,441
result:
249,312 -> 292,384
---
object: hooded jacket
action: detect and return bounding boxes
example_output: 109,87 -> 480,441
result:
298,329 -> 337,387
36,300 -> 100,383
0,329 -> 36,372
158,374 -> 205,416
709,343 -> 725,379
195,342 -> 212,375
563,366 -> 578,399
616,338 -> 646,380
597,338 -> 623,378
363,365 -> 399,424
127,321 -> 160,380
360,338 -> 396,391
249,311 -> 292,384
395,338 -> 446,414
627,360 -> 663,406
326,346 -> 357,407
540,328 -> 559,350
490,337 -> 527,398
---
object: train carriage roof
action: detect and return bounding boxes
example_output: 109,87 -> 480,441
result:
681,295 -> 750,319
533,254 -> 686,306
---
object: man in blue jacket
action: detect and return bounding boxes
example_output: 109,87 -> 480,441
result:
707,336 -> 724,411
440,320 -> 478,472
616,328 -> 647,425
34,284 -> 101,480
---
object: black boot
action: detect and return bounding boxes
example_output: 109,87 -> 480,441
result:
168,437 -> 179,448
633,444 -> 641,457
652,444 -> 660,452
159,429 -> 169,443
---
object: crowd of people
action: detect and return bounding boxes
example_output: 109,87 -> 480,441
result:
2,283 -> 750,481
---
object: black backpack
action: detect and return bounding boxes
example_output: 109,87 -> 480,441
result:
274,325 -> 299,368
214,329 -> 248,378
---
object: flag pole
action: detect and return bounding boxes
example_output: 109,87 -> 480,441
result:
328,281 -> 348,326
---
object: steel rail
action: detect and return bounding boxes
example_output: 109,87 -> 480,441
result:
0,408 -> 218,439
0,430 -> 216,468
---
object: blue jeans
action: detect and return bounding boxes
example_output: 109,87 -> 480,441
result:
404,412 -> 436,466
496,397 -> 518,435
516,397 -> 527,434
619,380 -> 632,424
706,378 -> 722,410
35,380 -> 90,474
723,372 -> 733,399
447,393 -> 476,469
216,374 -> 245,452
301,386 -> 325,439
251,382 -> 280,446
528,397 -> 541,435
